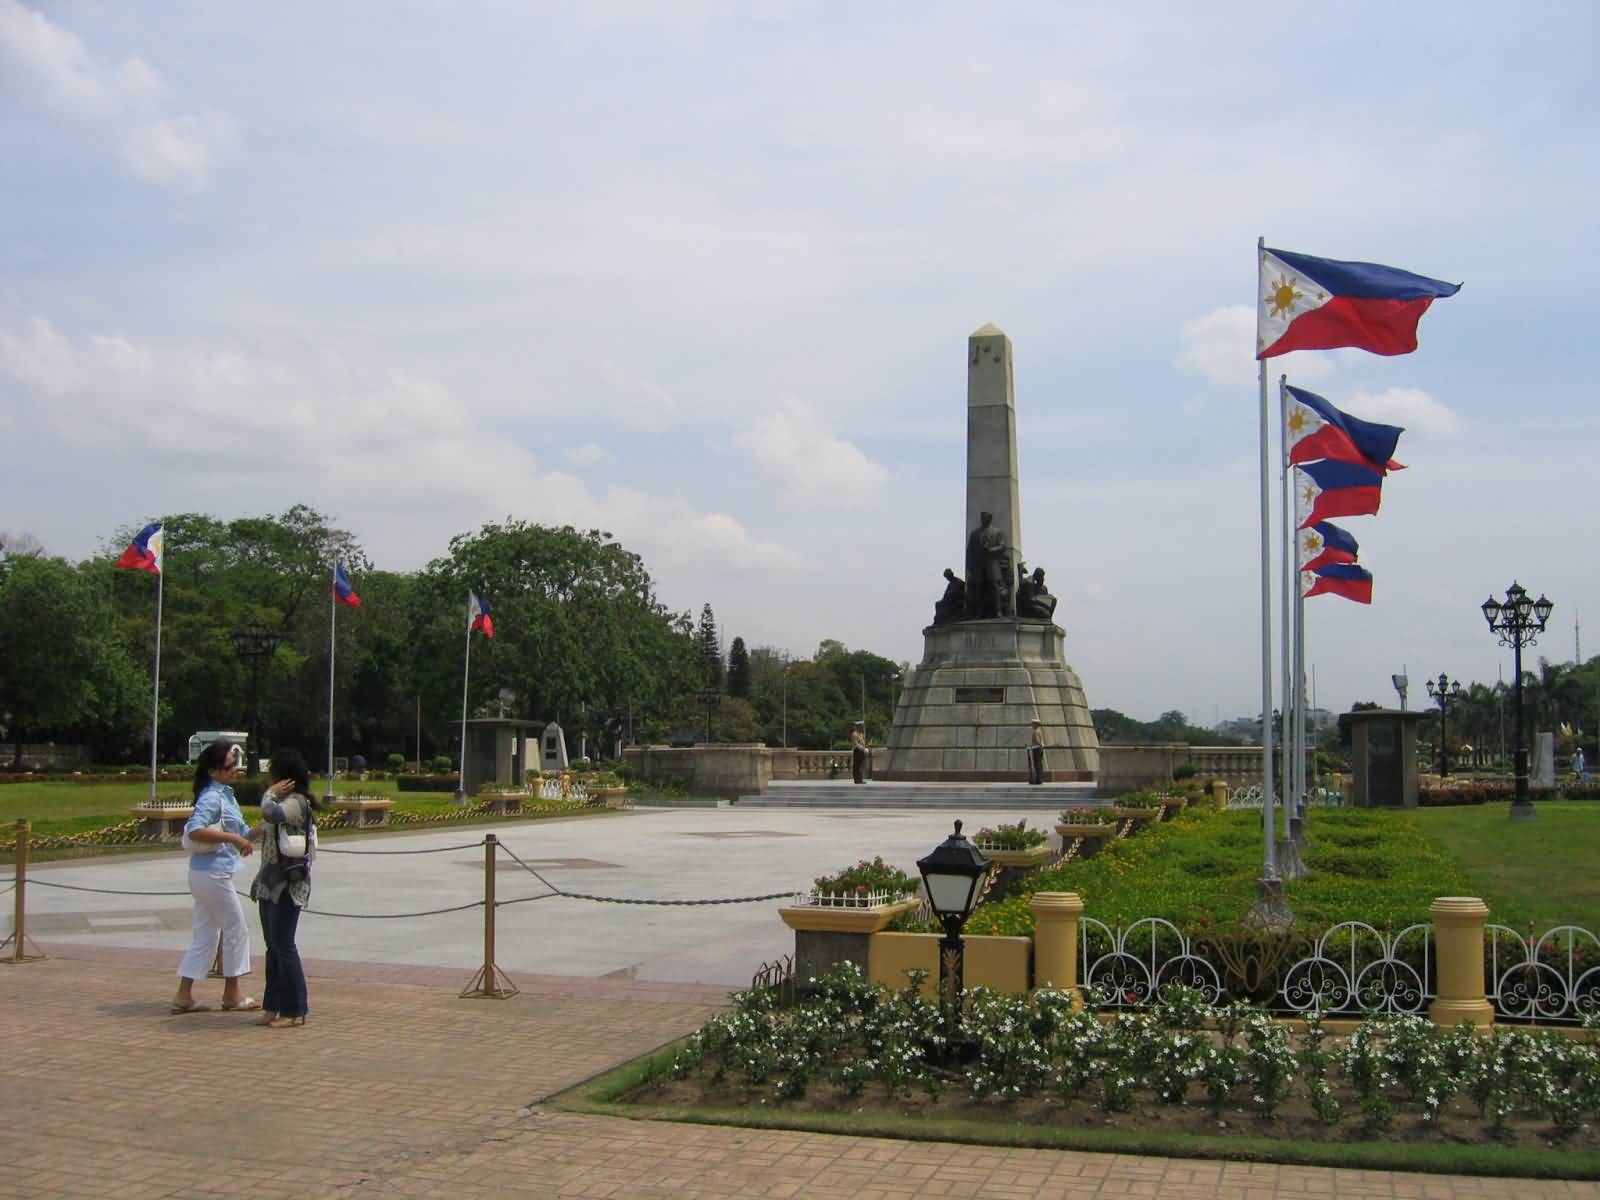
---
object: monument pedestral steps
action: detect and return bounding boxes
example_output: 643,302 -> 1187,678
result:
735,781 -> 1103,810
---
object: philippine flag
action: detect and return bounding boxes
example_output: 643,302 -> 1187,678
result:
468,591 -> 494,638
1299,522 -> 1360,574
1258,247 -> 1460,360
1285,385 -> 1405,473
1296,460 -> 1383,529
1304,563 -> 1374,604
333,562 -> 362,608
114,522 -> 164,574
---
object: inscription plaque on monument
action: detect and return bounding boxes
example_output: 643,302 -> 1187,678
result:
953,686 -> 1006,705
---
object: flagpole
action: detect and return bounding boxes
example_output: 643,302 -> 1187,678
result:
1278,376 -> 1293,838
326,560 -> 337,803
457,596 -> 472,804
1255,238 -> 1279,890
1294,540 -> 1308,837
148,551 -> 164,804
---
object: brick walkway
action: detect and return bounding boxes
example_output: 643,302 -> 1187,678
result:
2,946 -> 1595,1200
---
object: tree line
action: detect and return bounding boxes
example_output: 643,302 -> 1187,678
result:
0,509 -> 905,768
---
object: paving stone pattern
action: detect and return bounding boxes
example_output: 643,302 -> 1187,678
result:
3,947 -> 1595,1200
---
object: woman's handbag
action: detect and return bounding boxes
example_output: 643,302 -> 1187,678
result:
276,820 -> 318,859
179,821 -> 221,854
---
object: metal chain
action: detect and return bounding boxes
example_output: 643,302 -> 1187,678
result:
494,841 -> 793,906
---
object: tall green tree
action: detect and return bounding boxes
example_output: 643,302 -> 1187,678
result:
419,521 -> 699,760
698,604 -> 722,690
0,556 -> 146,764
726,636 -> 750,698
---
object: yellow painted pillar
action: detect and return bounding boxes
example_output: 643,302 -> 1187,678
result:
1428,896 -> 1495,1030
1210,780 -> 1228,809
1030,891 -> 1085,1009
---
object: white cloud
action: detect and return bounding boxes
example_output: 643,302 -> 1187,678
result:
1176,305 -> 1334,390
731,398 -> 888,510
1344,387 -> 1460,438
0,0 -> 234,185
564,443 -> 613,466
121,111 -> 239,186
0,315 -> 794,580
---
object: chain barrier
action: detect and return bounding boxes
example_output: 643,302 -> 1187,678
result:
316,841 -> 487,856
494,841 -> 794,906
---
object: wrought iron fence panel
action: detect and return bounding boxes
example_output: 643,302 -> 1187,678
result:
1279,921 -> 1433,1016
1487,923 -> 1600,1023
1081,916 -> 1224,1009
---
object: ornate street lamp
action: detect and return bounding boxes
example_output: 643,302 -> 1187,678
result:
1482,582 -> 1553,820
1424,672 -> 1464,777
229,621 -> 282,776
916,820 -> 989,1010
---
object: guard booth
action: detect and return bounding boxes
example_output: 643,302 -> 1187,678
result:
461,718 -> 540,796
1346,708 -> 1424,807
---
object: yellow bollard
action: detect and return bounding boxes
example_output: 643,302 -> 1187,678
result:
1210,780 -> 1228,810
2,819 -> 46,964
1030,891 -> 1085,1010
1428,896 -> 1495,1031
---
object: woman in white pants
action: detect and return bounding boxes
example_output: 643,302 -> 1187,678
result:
171,741 -> 258,1014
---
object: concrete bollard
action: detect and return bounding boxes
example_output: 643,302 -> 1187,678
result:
1031,891 -> 1085,1009
1210,780 -> 1228,809
1428,896 -> 1495,1031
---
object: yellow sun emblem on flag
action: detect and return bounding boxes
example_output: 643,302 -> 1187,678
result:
1302,532 -> 1323,555
1302,483 -> 1318,507
1286,409 -> 1311,436
1266,273 -> 1303,319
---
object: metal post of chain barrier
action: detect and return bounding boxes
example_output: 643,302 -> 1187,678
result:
460,833 -> 517,999
207,936 -> 224,979
2,820 -> 46,964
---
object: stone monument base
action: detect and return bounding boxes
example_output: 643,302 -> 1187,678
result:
876,619 -> 1099,782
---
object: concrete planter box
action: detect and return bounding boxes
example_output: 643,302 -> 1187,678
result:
131,802 -> 194,840
1110,805 -> 1162,822
480,793 -> 527,816
974,843 -> 1054,868
780,897 -> 922,986
328,797 -> 393,827
1055,821 -> 1118,840
588,786 -> 628,809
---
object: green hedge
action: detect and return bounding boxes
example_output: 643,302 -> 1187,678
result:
397,774 -> 460,794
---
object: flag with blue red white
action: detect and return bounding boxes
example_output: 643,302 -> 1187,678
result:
333,562 -> 362,608
1304,563 -> 1373,604
468,592 -> 494,638
1296,460 -> 1383,529
114,522 -> 164,574
1285,385 -> 1405,473
1258,247 -> 1460,359
1299,522 -> 1360,574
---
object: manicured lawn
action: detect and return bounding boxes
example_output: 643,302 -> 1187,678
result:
1408,801 -> 1600,932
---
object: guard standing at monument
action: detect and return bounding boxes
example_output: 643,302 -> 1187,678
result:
850,720 -> 868,784
1027,719 -> 1045,785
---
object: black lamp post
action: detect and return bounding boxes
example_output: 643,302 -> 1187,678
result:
916,820 -> 989,1010
1424,672 -> 1464,777
229,621 -> 282,776
1482,582 -> 1553,820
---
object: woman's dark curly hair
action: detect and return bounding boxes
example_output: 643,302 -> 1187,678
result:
269,748 -> 320,808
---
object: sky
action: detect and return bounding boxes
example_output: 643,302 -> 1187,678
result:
2,1 -> 1597,727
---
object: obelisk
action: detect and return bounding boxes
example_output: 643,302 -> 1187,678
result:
966,324 -> 1022,576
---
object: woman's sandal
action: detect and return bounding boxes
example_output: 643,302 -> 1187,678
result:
221,997 -> 261,1012
266,1015 -> 307,1028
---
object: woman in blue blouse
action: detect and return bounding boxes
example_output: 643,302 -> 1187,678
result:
171,741 -> 258,1014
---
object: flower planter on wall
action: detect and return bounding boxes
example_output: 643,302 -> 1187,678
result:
328,797 -> 394,827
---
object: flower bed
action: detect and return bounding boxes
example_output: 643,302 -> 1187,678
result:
621,965 -> 1600,1157
806,856 -> 919,907
971,819 -> 1047,852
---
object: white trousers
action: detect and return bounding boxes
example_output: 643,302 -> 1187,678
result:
176,869 -> 251,980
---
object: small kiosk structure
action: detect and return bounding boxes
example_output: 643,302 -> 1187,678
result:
462,718 -> 541,801
1346,708 -> 1425,808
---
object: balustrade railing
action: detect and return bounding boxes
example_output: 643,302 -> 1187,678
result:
1486,923 -> 1600,1024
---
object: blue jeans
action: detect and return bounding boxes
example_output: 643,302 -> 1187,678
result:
259,893 -> 308,1019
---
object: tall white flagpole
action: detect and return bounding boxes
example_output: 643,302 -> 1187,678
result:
1256,239 -> 1278,882
457,595 -> 473,802
148,540 -> 164,804
1278,376 -> 1293,835
326,560 -> 337,802
1294,536 -> 1308,828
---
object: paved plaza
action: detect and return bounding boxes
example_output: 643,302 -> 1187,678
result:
4,804 -> 1597,1198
